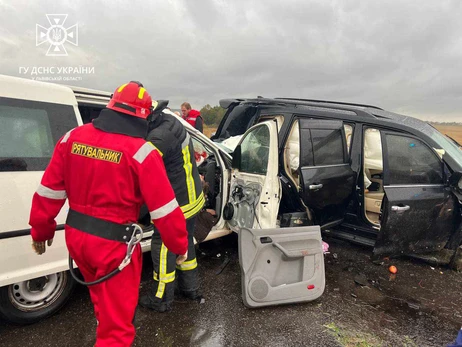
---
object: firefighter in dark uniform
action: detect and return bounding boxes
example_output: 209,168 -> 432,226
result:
139,103 -> 205,312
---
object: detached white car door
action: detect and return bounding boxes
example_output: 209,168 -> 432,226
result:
224,120 -> 326,308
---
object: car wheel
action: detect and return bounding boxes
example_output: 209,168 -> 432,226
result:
0,271 -> 76,325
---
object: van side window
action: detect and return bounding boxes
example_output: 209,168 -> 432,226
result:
0,97 -> 77,172
385,134 -> 443,185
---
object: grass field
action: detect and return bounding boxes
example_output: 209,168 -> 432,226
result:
203,125 -> 217,138
433,124 -> 462,144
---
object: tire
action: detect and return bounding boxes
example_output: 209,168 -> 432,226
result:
0,271 -> 76,325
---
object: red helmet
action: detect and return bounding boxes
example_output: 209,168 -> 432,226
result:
107,81 -> 153,119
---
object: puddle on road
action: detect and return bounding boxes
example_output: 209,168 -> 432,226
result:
189,325 -> 225,347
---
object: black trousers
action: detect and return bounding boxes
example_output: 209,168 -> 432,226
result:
149,217 -> 198,306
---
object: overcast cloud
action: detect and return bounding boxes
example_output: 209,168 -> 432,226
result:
0,0 -> 461,121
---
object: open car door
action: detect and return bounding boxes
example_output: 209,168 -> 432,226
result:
224,120 -> 280,230
373,131 -> 456,256
297,118 -> 356,227
224,120 -> 325,308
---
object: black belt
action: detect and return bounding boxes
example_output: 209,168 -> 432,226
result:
66,209 -> 134,243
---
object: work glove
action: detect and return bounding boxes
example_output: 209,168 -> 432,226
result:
176,251 -> 188,265
32,238 -> 53,255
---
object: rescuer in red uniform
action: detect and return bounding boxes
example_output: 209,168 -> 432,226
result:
180,102 -> 203,133
29,81 -> 188,347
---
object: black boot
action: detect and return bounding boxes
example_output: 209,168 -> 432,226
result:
138,295 -> 171,313
179,290 -> 203,302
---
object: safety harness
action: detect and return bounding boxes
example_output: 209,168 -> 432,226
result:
66,209 -> 144,286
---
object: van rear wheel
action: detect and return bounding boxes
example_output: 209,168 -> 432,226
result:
0,271 -> 76,324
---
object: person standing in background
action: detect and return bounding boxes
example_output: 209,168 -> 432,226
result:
181,102 -> 203,133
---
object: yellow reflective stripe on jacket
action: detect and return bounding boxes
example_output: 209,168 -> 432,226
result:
182,145 -> 196,206
154,270 -> 176,283
176,258 -> 197,271
155,243 -> 169,298
181,192 -> 205,219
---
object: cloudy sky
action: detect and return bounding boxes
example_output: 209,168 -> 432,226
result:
1,0 -> 461,121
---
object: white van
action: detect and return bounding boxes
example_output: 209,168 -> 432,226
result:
0,75 -> 236,324
0,75 -> 325,323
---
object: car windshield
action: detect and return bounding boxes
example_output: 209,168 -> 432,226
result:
424,124 -> 462,164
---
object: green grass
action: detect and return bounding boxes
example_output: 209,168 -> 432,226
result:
324,322 -> 383,347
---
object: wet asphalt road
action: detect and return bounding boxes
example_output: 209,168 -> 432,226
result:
1,234 -> 461,346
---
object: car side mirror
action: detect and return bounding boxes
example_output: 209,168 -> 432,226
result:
232,145 -> 242,170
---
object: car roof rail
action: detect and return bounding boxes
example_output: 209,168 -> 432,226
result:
275,97 -> 383,110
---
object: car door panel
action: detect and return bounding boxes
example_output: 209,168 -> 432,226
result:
300,165 -> 356,210
239,226 -> 325,308
298,118 -> 355,226
374,185 -> 455,255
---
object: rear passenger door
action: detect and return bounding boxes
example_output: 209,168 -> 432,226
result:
373,132 -> 456,256
298,119 -> 356,227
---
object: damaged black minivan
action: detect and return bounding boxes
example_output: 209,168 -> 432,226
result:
212,97 -> 462,269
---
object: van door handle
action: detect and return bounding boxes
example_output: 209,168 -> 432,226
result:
391,205 -> 410,212
309,184 -> 323,190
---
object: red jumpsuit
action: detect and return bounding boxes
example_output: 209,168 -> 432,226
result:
29,117 -> 188,346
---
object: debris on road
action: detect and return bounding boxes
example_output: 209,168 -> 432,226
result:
389,265 -> 398,274
354,273 -> 369,287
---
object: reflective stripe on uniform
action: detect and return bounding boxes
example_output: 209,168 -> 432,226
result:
36,184 -> 67,200
61,129 -> 74,143
133,142 -> 155,164
150,199 -> 179,220
155,282 -> 165,299
154,270 -> 175,283
182,144 -> 196,207
176,258 -> 197,271
155,243 -> 169,298
181,192 -> 205,219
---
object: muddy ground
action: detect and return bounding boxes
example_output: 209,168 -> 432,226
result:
1,234 -> 461,347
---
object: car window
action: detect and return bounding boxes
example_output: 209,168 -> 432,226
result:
311,128 -> 345,166
0,97 -> 78,172
239,125 -> 270,175
215,105 -> 258,140
385,134 -> 443,185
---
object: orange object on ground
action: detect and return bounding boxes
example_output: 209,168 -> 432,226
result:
389,265 -> 398,274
